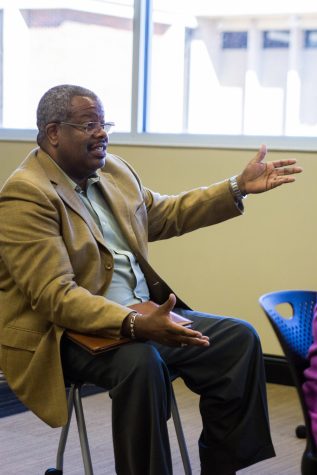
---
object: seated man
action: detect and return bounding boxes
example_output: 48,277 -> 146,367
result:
0,84 -> 302,475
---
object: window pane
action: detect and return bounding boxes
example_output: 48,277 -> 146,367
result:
305,29 -> 317,48
222,32 -> 248,49
148,1 -> 317,137
2,1 -> 133,131
263,30 -> 290,49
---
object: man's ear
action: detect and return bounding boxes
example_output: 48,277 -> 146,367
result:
45,123 -> 59,147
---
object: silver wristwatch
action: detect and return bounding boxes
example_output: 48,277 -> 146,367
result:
229,176 -> 247,201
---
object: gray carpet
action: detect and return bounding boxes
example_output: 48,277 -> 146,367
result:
0,381 -> 103,418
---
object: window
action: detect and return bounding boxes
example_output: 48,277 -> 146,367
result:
1,1 -> 317,149
222,32 -> 248,49
1,0 -> 134,131
148,1 -> 317,139
305,29 -> 317,48
263,30 -> 290,49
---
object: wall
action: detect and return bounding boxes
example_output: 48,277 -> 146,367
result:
1,140 -> 316,355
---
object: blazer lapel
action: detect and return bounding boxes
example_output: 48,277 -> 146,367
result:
36,150 -> 106,248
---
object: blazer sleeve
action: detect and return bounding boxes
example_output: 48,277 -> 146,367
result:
143,180 -> 243,242
104,153 -> 243,243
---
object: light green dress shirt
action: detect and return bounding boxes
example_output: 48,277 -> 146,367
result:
49,158 -> 150,306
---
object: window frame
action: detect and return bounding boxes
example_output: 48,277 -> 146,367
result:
1,0 -> 317,152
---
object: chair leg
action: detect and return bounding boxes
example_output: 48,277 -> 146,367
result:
73,385 -> 94,475
301,449 -> 317,475
296,424 -> 307,439
170,384 -> 192,475
55,384 -> 75,471
51,382 -> 189,475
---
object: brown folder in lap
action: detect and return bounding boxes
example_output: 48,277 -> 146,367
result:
66,300 -> 192,354
66,331 -> 131,354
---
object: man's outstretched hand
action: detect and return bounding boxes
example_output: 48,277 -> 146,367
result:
129,294 -> 210,348
236,144 -> 303,195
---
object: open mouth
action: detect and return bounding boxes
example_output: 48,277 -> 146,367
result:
89,142 -> 107,157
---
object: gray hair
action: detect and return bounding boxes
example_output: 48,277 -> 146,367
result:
36,84 -> 101,145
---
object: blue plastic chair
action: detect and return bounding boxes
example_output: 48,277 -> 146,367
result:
259,290 -> 317,475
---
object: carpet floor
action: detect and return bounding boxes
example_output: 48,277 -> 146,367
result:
0,382 -> 103,418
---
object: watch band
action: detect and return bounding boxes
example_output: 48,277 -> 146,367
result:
229,175 -> 247,201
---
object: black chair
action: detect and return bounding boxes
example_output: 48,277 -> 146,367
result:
45,373 -> 192,475
259,290 -> 317,475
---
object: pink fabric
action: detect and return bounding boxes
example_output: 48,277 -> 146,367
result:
302,303 -> 317,447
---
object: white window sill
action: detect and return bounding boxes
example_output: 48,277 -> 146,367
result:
1,129 -> 317,152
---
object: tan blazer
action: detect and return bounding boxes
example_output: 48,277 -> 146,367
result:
0,148 -> 241,427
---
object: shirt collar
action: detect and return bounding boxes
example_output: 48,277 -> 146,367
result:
45,155 -> 100,192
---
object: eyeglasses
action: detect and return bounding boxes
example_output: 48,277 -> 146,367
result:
59,121 -> 115,134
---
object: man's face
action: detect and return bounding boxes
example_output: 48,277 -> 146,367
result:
50,95 -> 108,184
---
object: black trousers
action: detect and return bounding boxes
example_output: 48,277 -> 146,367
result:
61,310 -> 275,475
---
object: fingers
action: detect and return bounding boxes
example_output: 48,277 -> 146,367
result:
255,149 -> 303,177
177,335 -> 210,348
272,159 -> 296,166
169,325 -> 210,344
271,158 -> 301,168
167,324 -> 202,337
162,330 -> 210,348
276,166 -> 303,176
151,295 -> 211,348
270,159 -> 302,177
158,293 -> 176,315
269,176 -> 295,189
254,143 -> 267,163
164,317 -> 210,347
269,163 -> 303,187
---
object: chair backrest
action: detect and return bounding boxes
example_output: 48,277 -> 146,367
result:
260,290 -> 317,371
259,289 -> 317,456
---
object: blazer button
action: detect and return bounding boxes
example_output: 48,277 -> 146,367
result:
105,263 -> 113,270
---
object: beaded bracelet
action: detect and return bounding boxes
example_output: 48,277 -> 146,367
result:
129,312 -> 140,340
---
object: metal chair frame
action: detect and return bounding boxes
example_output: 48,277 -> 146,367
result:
46,377 -> 192,475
